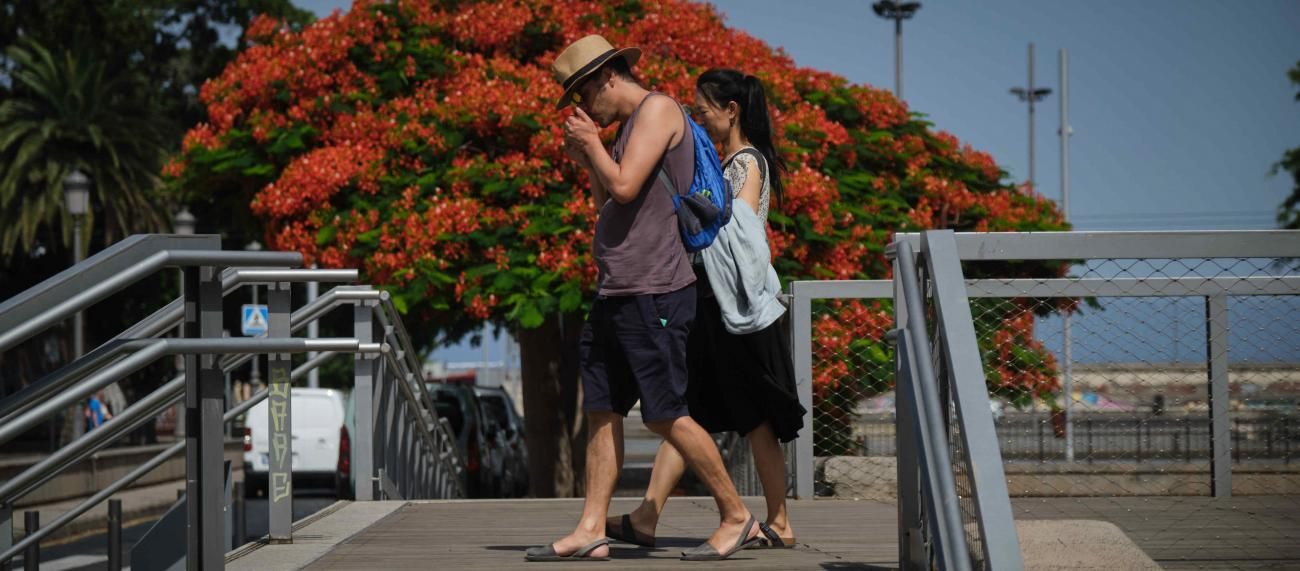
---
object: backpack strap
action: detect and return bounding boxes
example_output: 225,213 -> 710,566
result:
657,102 -> 694,199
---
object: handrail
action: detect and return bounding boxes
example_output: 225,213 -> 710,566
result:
894,240 -> 971,571
890,229 -> 1300,261
0,234 -> 219,343
1,285 -> 400,505
0,352 -> 343,564
0,269 -> 358,427
0,249 -> 303,353
371,297 -> 467,493
0,338 -> 361,446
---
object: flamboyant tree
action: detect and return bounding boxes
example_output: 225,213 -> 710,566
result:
167,0 -> 1068,494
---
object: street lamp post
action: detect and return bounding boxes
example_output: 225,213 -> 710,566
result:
1010,43 -> 1052,191
63,171 -> 90,359
872,1 -> 921,99
63,170 -> 90,441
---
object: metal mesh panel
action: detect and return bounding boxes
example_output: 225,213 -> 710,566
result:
957,256 -> 1300,567
796,246 -> 1299,568
808,298 -> 897,499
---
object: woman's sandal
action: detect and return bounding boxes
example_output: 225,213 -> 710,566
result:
605,514 -> 656,547
524,538 -> 611,562
755,522 -> 797,549
680,515 -> 762,561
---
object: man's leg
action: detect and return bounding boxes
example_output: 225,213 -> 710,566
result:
545,411 -> 622,557
645,416 -> 756,552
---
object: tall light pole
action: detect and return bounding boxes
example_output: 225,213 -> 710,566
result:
872,1 -> 921,99
1010,43 -> 1052,191
1058,48 -> 1075,462
63,170 -> 90,441
63,170 -> 90,359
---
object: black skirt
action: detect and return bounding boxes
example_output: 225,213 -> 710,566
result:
685,274 -> 806,443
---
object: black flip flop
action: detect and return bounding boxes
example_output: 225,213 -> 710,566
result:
524,538 -> 610,562
680,515 -> 762,561
605,514 -> 656,547
755,522 -> 797,549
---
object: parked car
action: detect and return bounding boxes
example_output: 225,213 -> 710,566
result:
474,386 -> 529,497
425,382 -> 499,497
242,388 -> 349,498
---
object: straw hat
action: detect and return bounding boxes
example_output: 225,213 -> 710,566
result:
552,35 -> 641,110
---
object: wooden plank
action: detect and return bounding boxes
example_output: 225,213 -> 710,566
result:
305,498 -> 898,570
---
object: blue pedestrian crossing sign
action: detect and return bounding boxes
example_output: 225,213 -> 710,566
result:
241,304 -> 269,337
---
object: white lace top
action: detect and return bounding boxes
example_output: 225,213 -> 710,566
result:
723,147 -> 771,223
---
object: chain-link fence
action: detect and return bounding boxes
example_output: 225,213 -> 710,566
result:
791,230 -> 1300,568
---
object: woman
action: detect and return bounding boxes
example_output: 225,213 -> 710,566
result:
606,68 -> 805,550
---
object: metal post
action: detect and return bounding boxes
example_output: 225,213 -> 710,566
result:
1087,418 -> 1093,463
1059,48 -> 1071,217
250,284 -> 261,388
21,512 -> 36,571
232,482 -> 245,548
353,302 -> 376,501
1063,313 -> 1074,462
69,215 -> 86,443
1206,295 -> 1231,497
1135,418 -> 1143,464
267,282 -> 292,543
107,499 -> 122,570
1028,43 -> 1037,189
307,266 -> 320,388
183,265 -> 225,570
892,264 -> 923,569
789,285 -> 815,500
1038,418 -> 1045,463
1,503 -> 11,571
894,17 -> 902,98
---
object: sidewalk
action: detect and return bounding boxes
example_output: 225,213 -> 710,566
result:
9,479 -> 186,546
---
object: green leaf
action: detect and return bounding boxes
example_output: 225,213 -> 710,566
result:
517,301 -> 544,329
316,225 -> 337,246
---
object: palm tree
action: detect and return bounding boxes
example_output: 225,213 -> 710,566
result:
0,39 -> 171,260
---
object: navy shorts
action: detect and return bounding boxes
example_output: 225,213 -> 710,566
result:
580,285 -> 696,423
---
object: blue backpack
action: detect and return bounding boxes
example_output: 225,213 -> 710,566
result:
656,109 -> 732,253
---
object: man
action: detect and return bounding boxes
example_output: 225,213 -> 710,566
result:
524,35 -> 760,562
85,390 -> 113,430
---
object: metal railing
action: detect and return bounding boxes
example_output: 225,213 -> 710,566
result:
0,234 -> 465,569
786,229 -> 1300,569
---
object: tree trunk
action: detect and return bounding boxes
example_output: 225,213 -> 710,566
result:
518,312 -> 585,497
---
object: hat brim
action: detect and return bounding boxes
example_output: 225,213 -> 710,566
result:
556,47 -> 642,110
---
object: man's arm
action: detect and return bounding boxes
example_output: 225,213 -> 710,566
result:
570,99 -> 681,204
567,141 -> 609,207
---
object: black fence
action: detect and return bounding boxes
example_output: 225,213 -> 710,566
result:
858,412 -> 1300,464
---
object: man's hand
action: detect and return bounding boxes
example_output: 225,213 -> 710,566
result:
564,107 -> 602,154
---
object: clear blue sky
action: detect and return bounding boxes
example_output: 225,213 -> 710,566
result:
294,0 -> 1300,363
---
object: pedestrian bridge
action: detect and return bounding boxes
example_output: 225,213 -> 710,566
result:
4,230 -> 1300,570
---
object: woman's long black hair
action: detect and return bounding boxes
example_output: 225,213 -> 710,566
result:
696,68 -> 786,211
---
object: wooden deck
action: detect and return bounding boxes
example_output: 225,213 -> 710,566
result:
304,497 -> 898,570
263,495 -> 1300,570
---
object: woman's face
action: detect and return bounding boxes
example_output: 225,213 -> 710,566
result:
692,90 -> 734,142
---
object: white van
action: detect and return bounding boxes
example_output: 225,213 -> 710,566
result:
242,388 -> 349,497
